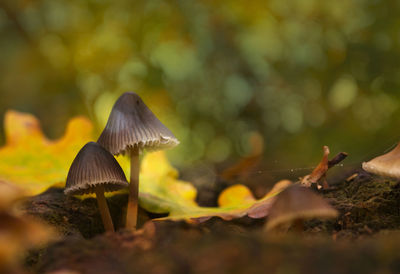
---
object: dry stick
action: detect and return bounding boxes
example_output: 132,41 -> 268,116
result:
126,147 -> 140,230
320,152 -> 348,189
328,152 -> 348,168
95,185 -> 115,232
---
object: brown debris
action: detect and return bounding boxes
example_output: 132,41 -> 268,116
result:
300,146 -> 347,189
0,182 -> 55,272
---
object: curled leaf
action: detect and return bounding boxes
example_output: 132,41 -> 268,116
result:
138,152 -> 291,222
301,146 -> 330,188
300,146 -> 347,189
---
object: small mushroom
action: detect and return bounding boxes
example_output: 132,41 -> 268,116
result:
265,185 -> 338,232
97,92 -> 179,230
362,142 -> 400,178
65,142 -> 128,232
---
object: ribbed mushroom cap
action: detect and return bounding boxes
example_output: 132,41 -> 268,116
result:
266,185 -> 338,231
97,92 -> 179,155
65,142 -> 128,195
362,142 -> 400,179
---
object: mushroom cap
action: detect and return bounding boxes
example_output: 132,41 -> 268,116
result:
265,185 -> 338,231
97,92 -> 179,155
65,142 -> 128,195
362,142 -> 400,179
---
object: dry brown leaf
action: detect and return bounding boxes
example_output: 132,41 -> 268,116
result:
300,146 -> 347,189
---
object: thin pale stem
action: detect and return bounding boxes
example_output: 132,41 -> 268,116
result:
95,185 -> 115,232
126,147 -> 140,230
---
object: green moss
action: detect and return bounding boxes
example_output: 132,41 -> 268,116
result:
322,173 -> 400,236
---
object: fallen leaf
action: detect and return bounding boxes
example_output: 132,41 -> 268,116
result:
138,151 -> 292,222
138,151 -> 198,215
246,180 -> 293,218
0,110 -> 93,195
300,146 -> 347,189
300,146 -> 330,188
217,184 -> 256,207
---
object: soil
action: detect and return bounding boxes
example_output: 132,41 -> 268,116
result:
20,169 -> 400,274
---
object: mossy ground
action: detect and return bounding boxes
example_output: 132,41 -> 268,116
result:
22,169 -> 400,273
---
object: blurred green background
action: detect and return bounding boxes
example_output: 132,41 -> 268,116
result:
1,0 -> 400,177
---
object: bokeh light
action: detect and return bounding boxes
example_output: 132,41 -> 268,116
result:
1,0 -> 400,172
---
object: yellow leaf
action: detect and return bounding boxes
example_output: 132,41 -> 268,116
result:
218,184 -> 256,208
138,151 -> 292,222
4,110 -> 46,147
0,110 -> 93,196
139,151 -> 197,214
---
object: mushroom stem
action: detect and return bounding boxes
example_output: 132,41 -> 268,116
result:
126,147 -> 140,230
95,185 -> 115,232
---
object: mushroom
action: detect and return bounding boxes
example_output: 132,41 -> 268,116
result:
362,142 -> 400,178
265,185 -> 338,232
65,142 -> 128,232
97,92 -> 179,230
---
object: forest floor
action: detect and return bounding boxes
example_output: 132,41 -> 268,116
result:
22,168 -> 400,274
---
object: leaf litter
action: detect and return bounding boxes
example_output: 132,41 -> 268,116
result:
0,110 -> 347,223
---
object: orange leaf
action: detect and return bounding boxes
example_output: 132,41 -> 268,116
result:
300,146 -> 347,189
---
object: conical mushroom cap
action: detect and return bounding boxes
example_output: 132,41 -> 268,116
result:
265,185 -> 338,231
362,142 -> 400,179
65,142 -> 128,195
97,92 -> 179,155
